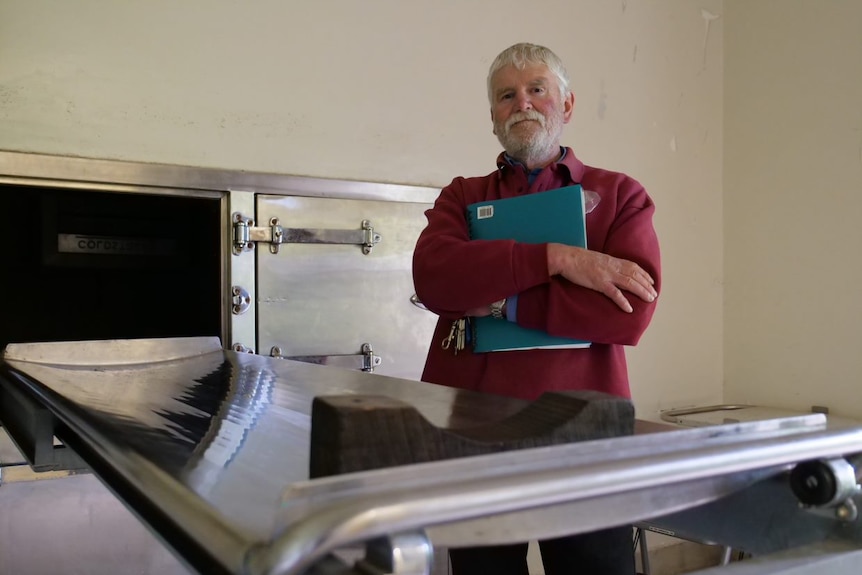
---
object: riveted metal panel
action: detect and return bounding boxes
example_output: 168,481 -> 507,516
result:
255,194 -> 435,380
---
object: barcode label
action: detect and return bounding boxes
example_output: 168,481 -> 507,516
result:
476,205 -> 494,220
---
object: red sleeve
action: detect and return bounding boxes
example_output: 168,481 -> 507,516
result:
515,172 -> 661,346
412,177 -> 550,319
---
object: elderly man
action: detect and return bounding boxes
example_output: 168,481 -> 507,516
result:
412,42 -> 661,575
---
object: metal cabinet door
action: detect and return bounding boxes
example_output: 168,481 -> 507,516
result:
255,194 -> 436,381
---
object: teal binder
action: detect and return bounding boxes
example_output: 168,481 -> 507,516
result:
467,185 -> 591,353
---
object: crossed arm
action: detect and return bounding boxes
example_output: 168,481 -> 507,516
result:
467,244 -> 656,317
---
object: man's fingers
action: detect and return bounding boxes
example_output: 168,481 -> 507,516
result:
603,285 -> 634,313
618,273 -> 657,303
634,267 -> 655,286
623,263 -> 654,288
558,250 -> 656,308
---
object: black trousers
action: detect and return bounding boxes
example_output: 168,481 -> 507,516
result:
448,526 -> 635,575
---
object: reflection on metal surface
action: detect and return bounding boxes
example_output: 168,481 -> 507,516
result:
356,532 -> 432,575
3,336 -> 221,366
2,337 -> 862,575
183,362 -> 274,494
0,337 -> 525,564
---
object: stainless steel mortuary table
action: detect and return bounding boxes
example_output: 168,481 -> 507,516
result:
2,337 -> 862,575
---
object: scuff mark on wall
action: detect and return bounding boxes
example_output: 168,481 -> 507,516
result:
632,44 -> 638,63
597,80 -> 608,120
0,84 -> 23,120
622,0 -> 627,13
670,136 -> 677,152
701,9 -> 720,72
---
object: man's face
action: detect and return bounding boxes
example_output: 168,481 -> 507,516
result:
490,63 -> 574,167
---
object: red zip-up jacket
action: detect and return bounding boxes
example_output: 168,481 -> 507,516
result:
412,148 -> 661,401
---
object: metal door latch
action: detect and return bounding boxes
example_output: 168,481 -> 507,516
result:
270,342 -> 382,373
232,213 -> 382,255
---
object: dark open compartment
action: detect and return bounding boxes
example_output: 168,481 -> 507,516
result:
0,185 -> 222,350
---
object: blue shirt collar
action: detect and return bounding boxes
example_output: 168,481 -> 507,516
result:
503,147 -> 567,185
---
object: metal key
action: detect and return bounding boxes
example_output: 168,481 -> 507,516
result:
441,319 -> 458,350
455,318 -> 466,354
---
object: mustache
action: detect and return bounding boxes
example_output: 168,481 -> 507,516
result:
504,110 -> 546,131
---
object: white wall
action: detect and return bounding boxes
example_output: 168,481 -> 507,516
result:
724,0 -> 862,418
0,0 -> 726,419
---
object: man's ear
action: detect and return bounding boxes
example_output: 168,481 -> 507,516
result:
563,91 -> 575,124
490,108 -> 497,135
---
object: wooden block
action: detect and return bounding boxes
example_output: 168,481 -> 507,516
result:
310,390 -> 633,478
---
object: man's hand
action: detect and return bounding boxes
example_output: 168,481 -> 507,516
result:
547,243 -> 657,313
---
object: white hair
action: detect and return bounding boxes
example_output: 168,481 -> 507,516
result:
487,43 -> 571,104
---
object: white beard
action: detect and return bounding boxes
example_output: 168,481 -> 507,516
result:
494,108 -> 564,168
